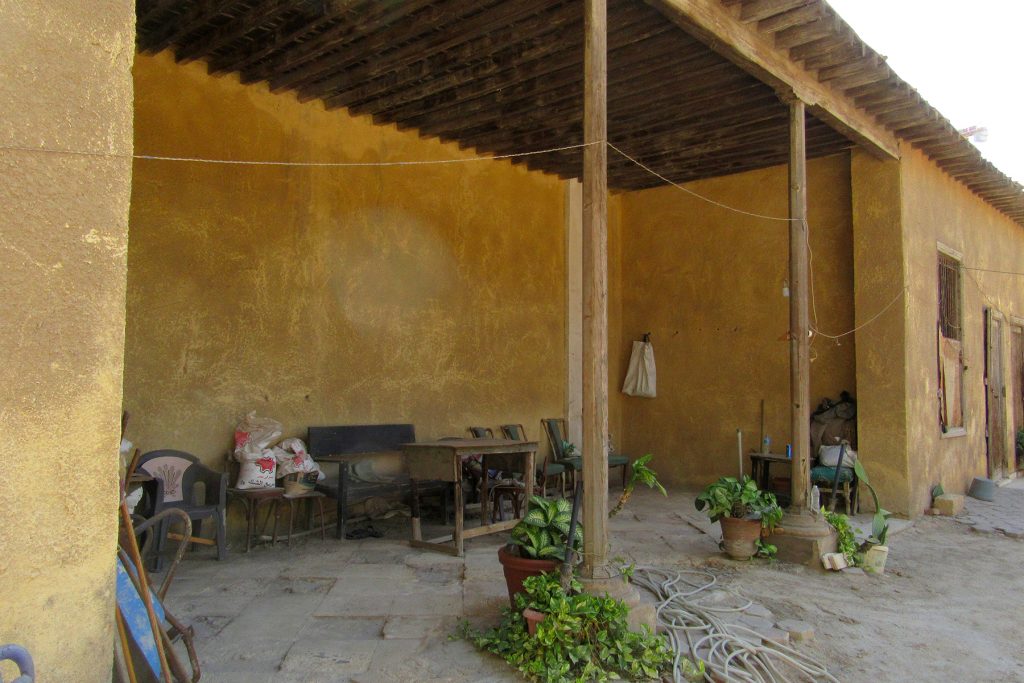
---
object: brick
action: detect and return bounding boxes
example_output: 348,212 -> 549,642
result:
933,493 -> 965,516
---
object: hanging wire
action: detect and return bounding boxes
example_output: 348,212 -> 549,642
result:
0,140 -> 601,167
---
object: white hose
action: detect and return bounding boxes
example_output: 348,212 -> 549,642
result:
631,567 -> 840,683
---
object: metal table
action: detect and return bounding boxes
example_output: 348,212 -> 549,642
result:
404,438 -> 536,556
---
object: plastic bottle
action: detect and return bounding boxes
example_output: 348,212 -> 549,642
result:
810,485 -> 820,513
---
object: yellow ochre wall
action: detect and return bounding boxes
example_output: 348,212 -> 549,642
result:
126,53 -> 569,471
850,151 -> 912,515
616,155 -> 857,489
0,2 -> 134,680
900,145 -> 1024,513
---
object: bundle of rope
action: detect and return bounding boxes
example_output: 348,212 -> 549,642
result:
631,567 -> 839,683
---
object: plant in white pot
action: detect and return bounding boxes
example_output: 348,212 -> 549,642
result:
696,476 -> 783,560
852,460 -> 892,573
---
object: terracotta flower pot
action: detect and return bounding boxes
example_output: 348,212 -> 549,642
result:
523,608 -> 546,635
497,544 -> 559,609
719,516 -> 762,560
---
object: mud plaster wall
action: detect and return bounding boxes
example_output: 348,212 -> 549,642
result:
126,53 -> 569,483
616,155 -> 856,489
850,151 -> 911,515
900,145 -> 1024,513
0,3 -> 134,680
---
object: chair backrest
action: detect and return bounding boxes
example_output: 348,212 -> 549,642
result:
500,424 -> 525,441
541,418 -> 568,460
307,424 -> 416,457
137,450 -> 200,504
468,426 -> 494,438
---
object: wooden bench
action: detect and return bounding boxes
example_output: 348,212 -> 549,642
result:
308,424 -> 449,539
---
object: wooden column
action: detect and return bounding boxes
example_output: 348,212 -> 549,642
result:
581,0 -> 609,579
788,99 -> 811,513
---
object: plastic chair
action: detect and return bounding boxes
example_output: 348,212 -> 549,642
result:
136,449 -> 227,571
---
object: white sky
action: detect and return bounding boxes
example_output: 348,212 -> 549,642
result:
827,0 -> 1024,183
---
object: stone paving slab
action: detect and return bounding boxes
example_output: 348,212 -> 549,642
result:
954,484 -> 1024,538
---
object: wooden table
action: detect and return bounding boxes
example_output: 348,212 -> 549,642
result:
404,438 -> 536,556
748,452 -> 791,491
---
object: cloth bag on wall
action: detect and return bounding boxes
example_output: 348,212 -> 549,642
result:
622,340 -> 656,398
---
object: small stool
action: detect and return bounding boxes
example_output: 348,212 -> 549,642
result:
271,491 -> 328,546
227,487 -> 284,552
488,480 -> 525,521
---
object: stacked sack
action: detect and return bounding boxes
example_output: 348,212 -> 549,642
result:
232,412 -> 323,490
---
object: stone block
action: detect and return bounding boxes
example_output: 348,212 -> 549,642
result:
760,628 -> 790,646
382,616 -> 446,639
933,493 -> 965,516
776,619 -> 814,641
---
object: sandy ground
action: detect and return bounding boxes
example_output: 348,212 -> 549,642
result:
611,487 -> 1024,683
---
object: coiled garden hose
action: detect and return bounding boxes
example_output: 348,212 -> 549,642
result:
631,567 -> 839,683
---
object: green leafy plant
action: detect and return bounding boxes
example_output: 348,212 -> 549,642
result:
755,538 -> 777,559
824,509 -> 859,565
511,496 -> 582,561
695,476 -> 783,532
465,572 -> 699,683
1016,428 -> 1024,458
609,454 -> 666,517
852,460 -> 891,546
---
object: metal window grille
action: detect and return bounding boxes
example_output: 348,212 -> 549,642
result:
938,253 -> 962,340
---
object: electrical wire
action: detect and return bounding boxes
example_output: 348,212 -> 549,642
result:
0,140 -> 601,167
631,567 -> 839,683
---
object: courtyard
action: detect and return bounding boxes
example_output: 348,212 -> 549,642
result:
160,483 -> 1024,682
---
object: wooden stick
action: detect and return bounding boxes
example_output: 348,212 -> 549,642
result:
114,606 -> 137,683
118,496 -> 172,683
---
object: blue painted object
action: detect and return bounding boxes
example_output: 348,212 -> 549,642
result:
0,644 -> 35,683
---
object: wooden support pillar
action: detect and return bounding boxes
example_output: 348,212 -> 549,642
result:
788,99 -> 811,513
581,0 -> 609,579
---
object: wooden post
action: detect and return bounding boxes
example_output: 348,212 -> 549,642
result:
581,0 -> 608,579
788,99 -> 811,513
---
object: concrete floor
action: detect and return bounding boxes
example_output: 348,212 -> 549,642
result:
159,485 -> 1024,682
161,488 -> 725,682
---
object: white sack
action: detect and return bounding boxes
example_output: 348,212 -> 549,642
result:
233,411 -> 283,451
276,437 -> 325,481
622,340 -> 657,398
819,444 -> 857,469
235,443 -> 278,489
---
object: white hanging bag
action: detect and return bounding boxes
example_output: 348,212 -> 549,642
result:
622,339 -> 657,398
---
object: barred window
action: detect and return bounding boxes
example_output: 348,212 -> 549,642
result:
937,252 -> 964,432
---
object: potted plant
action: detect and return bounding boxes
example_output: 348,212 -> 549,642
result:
498,496 -> 581,607
852,460 -> 892,573
465,571 -> 696,682
498,454 -> 667,606
695,476 -> 783,560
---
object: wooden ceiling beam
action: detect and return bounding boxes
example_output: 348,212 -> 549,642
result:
207,10 -> 341,75
335,5 -> 592,113
175,0 -> 296,63
241,0 -> 438,84
739,0 -> 813,24
757,3 -> 825,34
270,0 -> 504,93
645,0 -> 899,158
141,0 -> 250,54
389,19 -> 698,135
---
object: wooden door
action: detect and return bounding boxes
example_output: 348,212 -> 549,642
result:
1012,325 -> 1023,471
985,309 -> 1007,479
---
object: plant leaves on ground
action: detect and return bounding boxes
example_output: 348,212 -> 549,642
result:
464,572 -> 685,683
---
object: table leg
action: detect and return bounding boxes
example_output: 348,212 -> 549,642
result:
480,456 -> 490,525
410,478 -> 422,542
523,450 -> 535,515
453,457 -> 464,557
